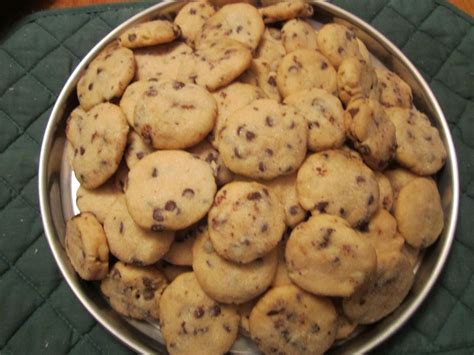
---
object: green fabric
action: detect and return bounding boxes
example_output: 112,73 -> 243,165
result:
0,0 -> 472,353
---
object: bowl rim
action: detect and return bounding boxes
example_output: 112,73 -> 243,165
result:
38,0 -> 460,353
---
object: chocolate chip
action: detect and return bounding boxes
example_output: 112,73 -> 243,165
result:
311,323 -> 321,333
182,188 -> 195,198
80,146 -> 85,155
348,108 -> 359,117
318,228 -> 334,249
128,33 -> 137,42
267,75 -> 277,87
246,131 -> 256,141
194,306 -> 205,318
165,200 -> 177,211
236,25 -> 243,33
88,83 -> 93,91
189,8 -> 196,15
153,209 -> 164,222
259,162 -> 266,172
173,81 -> 185,90
209,305 -> 221,317
234,147 -> 243,159
339,207 -> 345,216
337,46 -> 344,54
368,195 -> 374,205
152,168 -> 158,177
320,61 -> 328,70
136,151 -> 144,160
265,116 -> 274,127
308,121 -> 320,129
265,148 -> 273,156
356,176 -> 366,184
223,324 -> 231,333
119,222 -> 124,234
289,205 -> 299,215
146,87 -> 157,96
151,224 -> 164,232
261,223 -> 268,232
143,288 -> 155,300
359,145 -> 371,155
267,308 -> 284,316
315,201 -> 328,213
247,192 -> 262,200
180,321 -> 188,334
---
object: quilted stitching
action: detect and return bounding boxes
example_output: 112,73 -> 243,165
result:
0,1 -> 472,354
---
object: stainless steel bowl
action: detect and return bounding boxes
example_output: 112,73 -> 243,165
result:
39,1 -> 460,353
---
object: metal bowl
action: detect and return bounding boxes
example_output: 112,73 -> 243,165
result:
38,1 -> 460,353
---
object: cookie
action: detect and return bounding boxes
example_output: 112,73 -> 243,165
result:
164,221 -> 207,266
156,260 -> 193,282
285,214 -> 377,297
124,131 -> 154,169
259,1 -> 313,24
276,49 -> 337,98
188,140 -> 234,186
266,172 -> 306,228
66,103 -> 129,189
77,43 -> 135,111
284,88 -> 345,152
208,181 -> 285,263
254,28 -> 286,69
249,285 -> 337,354
357,38 -> 371,64
374,172 -> 394,211
134,42 -> 193,81
119,80 -> 151,127
337,57 -> 380,105
178,38 -> 252,91
65,212 -> 109,280
100,261 -> 168,320
159,272 -> 240,355
125,150 -> 217,231
317,23 -> 362,68
394,177 -> 444,248
296,150 -> 380,228
281,19 -> 318,53
376,67 -> 413,108
386,107 -> 447,175
344,98 -> 396,170
104,196 -> 175,265
384,167 -> 418,201
76,179 -> 121,224
362,209 -> 404,257
175,1 -> 216,46
133,80 -> 217,149
196,3 -> 264,50
335,309 -> 358,340
119,20 -> 180,48
193,226 -> 278,304
342,251 -> 414,324
211,82 -> 265,147
239,60 -> 281,101
219,99 -> 307,180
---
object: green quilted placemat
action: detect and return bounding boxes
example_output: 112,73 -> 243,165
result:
0,1 -> 472,354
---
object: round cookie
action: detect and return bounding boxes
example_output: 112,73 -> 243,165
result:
284,87 -> 345,152
344,98 -> 396,170
156,260 -> 193,282
259,1 -> 314,24
376,67 -> 413,108
384,167 -> 419,202
394,177 -> 444,248
164,221 -> 207,266
249,285 -> 337,354
211,82 -> 265,148
386,107 -> 447,175
119,80 -> 151,127
277,49 -> 337,98
317,23 -> 362,68
337,57 -> 380,105
188,140 -> 234,187
104,196 -> 175,265
125,150 -> 217,231
65,212 -> 109,280
266,172 -> 306,228
77,43 -> 135,111
362,209 -> 404,256
219,99 -> 307,180
76,179 -> 121,224
281,19 -> 318,53
296,150 -> 380,228
174,2 -> 216,46
66,103 -> 129,189
118,20 -> 180,48
178,38 -> 252,91
196,3 -> 264,50
239,60 -> 281,101
124,131 -> 154,169
375,172 -> 394,211
342,251 -> 414,324
254,28 -> 286,70
159,272 -> 240,355
193,227 -> 278,304
285,214 -> 377,297
100,261 -> 168,320
133,80 -> 217,149
133,42 -> 193,81
208,181 -> 285,263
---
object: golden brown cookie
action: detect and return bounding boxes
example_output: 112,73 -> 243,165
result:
119,20 -> 180,48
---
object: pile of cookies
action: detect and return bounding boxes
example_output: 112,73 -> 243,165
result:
64,0 -> 448,353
